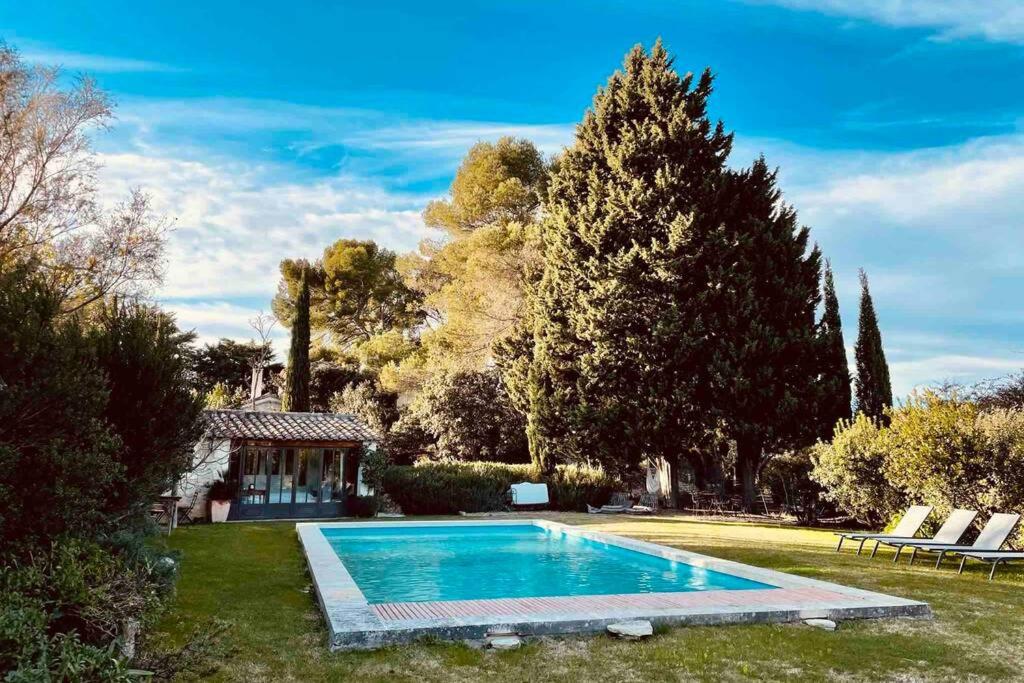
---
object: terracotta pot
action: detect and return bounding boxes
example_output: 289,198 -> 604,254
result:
209,500 -> 231,523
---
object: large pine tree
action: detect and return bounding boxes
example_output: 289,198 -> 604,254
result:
702,159 -> 823,510
282,270 -> 311,412
528,41 -> 732,496
854,269 -> 892,421
817,261 -> 852,439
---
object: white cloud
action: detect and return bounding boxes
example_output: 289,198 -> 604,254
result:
164,300 -> 290,359
110,97 -> 574,183
734,132 -> 1024,397
97,151 -> 430,300
756,1 -> 1024,44
890,354 -> 1024,398
19,44 -> 179,73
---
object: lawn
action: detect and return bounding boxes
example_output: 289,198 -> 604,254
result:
152,513 -> 1024,682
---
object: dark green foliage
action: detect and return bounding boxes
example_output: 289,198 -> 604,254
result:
0,265 -> 121,549
382,462 -> 535,514
854,269 -> 892,421
381,461 -> 617,514
412,369 -> 529,463
282,270 -> 311,412
528,41 -> 732,481
273,240 -> 423,349
346,495 -> 380,518
93,301 -> 205,515
193,338 -> 277,396
701,159 -> 823,509
206,471 -> 237,502
817,262 -> 852,440
0,537 -> 176,680
546,464 -> 617,512
309,354 -> 368,412
761,449 -> 834,525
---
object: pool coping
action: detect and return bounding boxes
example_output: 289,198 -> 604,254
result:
296,519 -> 931,650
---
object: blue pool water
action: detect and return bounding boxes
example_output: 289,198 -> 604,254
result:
321,524 -> 774,604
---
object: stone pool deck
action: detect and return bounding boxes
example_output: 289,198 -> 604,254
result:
297,519 -> 931,650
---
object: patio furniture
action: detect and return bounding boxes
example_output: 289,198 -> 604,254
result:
693,491 -> 726,515
896,513 -> 1021,569
625,493 -> 658,515
954,550 -> 1024,580
759,489 -> 781,516
587,492 -> 633,514
177,490 -> 201,526
834,505 -> 933,554
870,509 -> 977,561
509,482 -> 549,509
152,494 -> 182,535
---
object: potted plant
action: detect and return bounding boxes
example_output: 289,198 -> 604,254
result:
206,470 -> 236,523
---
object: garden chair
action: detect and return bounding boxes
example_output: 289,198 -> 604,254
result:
896,513 -> 1021,569
625,493 -> 657,515
177,490 -> 201,525
587,492 -> 634,514
834,505 -> 933,554
869,509 -> 977,561
953,548 -> 1024,580
759,489 -> 781,516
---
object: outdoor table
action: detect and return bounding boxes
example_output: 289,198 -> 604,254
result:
156,494 -> 182,534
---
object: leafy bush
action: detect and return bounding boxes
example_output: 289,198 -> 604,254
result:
0,537 -> 178,680
408,369 -> 530,463
346,495 -> 380,518
206,470 -> 237,501
762,449 -> 833,525
813,390 -> 1024,534
811,413 -> 899,525
382,461 -> 617,514
547,464 -> 616,512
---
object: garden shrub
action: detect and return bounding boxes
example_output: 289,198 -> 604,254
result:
761,449 -> 834,524
813,390 -> 1024,537
382,461 -> 617,514
810,413 -> 900,525
547,464 -> 616,511
347,495 -> 380,518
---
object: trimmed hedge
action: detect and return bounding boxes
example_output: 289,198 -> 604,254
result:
381,461 -> 617,515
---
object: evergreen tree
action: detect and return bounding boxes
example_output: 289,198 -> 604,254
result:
702,159 -> 823,510
528,41 -> 732,495
282,270 -> 311,412
817,261 -> 852,439
854,269 -> 892,421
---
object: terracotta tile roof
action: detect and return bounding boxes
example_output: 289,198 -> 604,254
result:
203,409 -> 377,443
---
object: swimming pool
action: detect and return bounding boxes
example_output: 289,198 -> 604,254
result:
298,519 -> 931,650
323,524 -> 772,603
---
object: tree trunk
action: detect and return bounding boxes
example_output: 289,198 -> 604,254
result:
683,450 -> 708,490
664,453 -> 680,509
736,437 -> 762,512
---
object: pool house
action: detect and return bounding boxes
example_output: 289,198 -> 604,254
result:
184,396 -> 378,521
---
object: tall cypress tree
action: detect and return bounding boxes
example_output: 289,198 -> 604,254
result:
702,159 -> 823,510
282,270 -> 311,412
817,261 -> 852,439
528,41 -> 732,495
854,269 -> 892,421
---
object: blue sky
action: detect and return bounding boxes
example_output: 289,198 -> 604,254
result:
3,1 -> 1023,397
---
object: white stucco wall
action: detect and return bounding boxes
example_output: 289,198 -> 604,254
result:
176,438 -> 232,519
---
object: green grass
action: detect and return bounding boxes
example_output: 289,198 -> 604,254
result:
152,513 -> 1024,682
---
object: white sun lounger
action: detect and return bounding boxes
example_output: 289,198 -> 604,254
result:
869,509 -> 978,561
895,512 -> 1021,570
954,550 -> 1024,580
509,482 -> 549,508
835,505 -> 933,554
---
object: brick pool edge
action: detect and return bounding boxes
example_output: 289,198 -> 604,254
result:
296,519 -> 932,650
